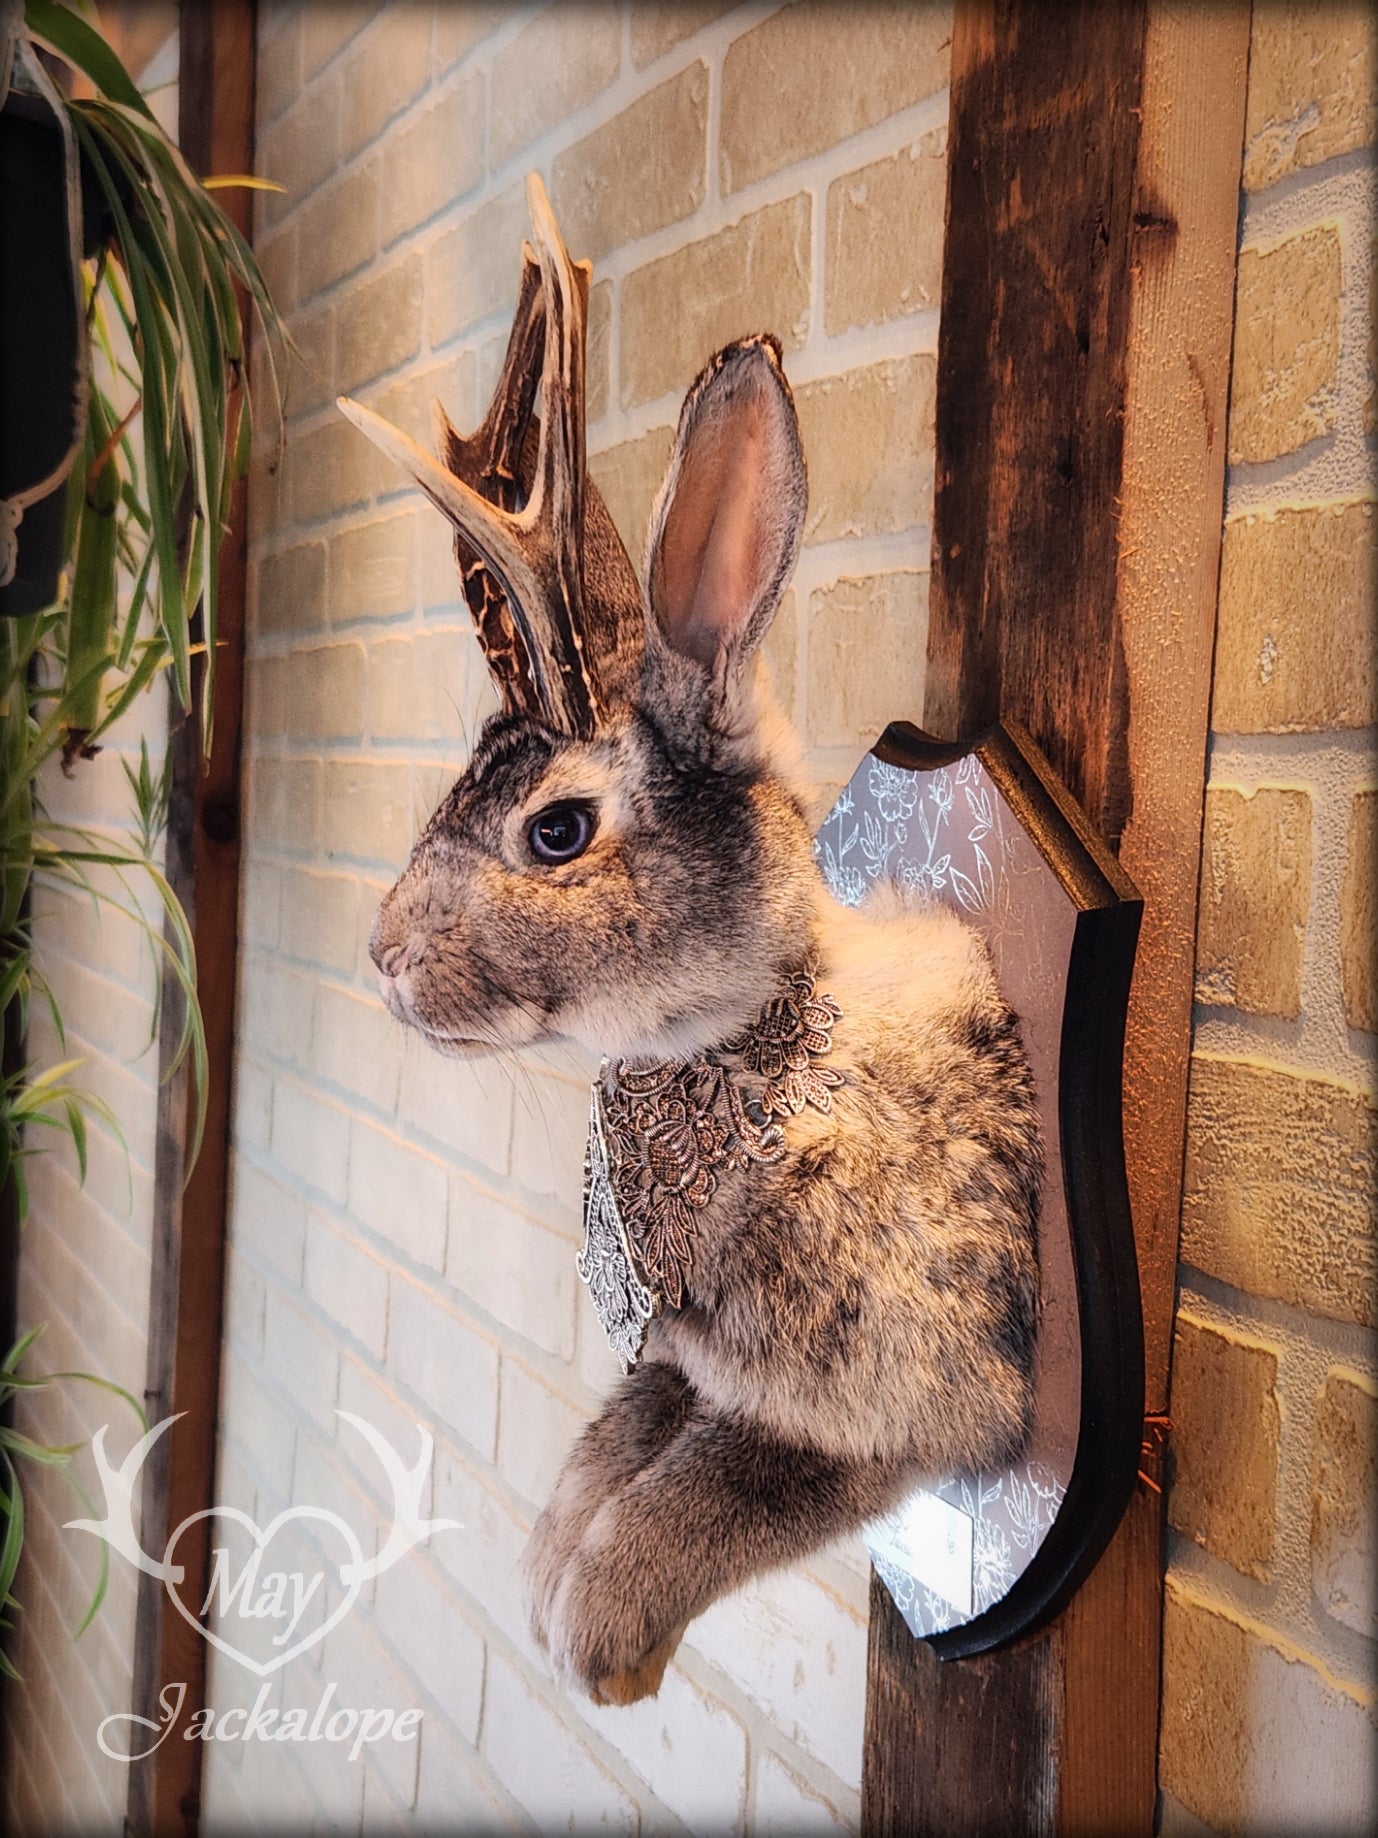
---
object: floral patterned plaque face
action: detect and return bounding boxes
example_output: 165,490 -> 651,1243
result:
815,747 -> 1083,1640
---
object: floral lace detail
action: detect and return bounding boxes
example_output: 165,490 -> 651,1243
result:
731,970 -> 844,1120
579,965 -> 844,1367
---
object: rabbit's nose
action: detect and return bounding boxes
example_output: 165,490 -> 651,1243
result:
378,933 -> 428,979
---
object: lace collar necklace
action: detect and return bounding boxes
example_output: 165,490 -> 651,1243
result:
579,965 -> 844,1370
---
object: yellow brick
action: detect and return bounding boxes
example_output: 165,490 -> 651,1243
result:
1168,1314 -> 1280,1580
1213,500 -> 1375,733
378,72 -> 485,243
427,184 -> 529,346
621,196 -> 811,409
1160,1580 -> 1377,1833
805,573 -> 928,749
795,355 -> 937,545
630,2 -> 734,69
1229,223 -> 1341,464
825,133 -> 947,334
588,426 -> 675,568
488,4 -> 621,171
1243,5 -> 1376,190
335,254 -> 423,394
340,11 -> 432,159
1181,1054 -> 1376,1328
551,63 -> 708,264
761,587 -> 797,721
1341,789 -> 1376,1032
329,511 -> 418,624
719,2 -> 951,194
296,162 -> 379,304
1195,785 -> 1312,1019
253,542 -> 326,640
1311,1366 -> 1377,1638
587,281 -> 611,427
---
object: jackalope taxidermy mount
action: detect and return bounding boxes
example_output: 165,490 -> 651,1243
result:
340,175 -> 1042,1706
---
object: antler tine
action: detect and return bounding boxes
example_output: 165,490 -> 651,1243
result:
336,395 -> 553,633
337,176 -> 601,735
511,172 -> 598,732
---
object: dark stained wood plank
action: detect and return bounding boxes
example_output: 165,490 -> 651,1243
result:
863,2 -> 1249,1832
864,1574 -> 1061,1836
923,0 -> 1145,851
127,5 -> 257,1834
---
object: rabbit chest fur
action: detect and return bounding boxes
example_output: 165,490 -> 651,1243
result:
342,176 -> 1042,1707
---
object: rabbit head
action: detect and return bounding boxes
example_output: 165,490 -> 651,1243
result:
339,177 -> 816,1063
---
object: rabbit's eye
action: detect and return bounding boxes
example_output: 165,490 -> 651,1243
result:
527,802 -> 595,864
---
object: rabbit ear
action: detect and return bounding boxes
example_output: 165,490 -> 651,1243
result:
645,336 -> 806,673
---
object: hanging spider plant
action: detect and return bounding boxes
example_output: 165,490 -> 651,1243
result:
0,0 -> 289,1669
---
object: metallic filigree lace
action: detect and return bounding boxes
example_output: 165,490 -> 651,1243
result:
579,965 -> 844,1369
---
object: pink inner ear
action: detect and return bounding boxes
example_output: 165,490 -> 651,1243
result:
658,405 -> 770,668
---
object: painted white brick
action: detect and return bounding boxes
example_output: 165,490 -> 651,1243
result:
270,1076 -> 351,1204
280,865 -> 362,976
312,979 -> 405,1114
225,1251 -> 267,1358
689,1569 -> 867,1788
230,1155 -> 308,1284
415,1713 -> 522,1831
349,1114 -> 448,1270
448,1175 -> 578,1358
238,952 -> 316,1066
337,1353 -> 437,1523
431,1445 -> 535,1657
509,1066 -> 593,1209
305,1209 -> 390,1357
221,1349 -> 299,1500
497,1355 -> 590,1513
388,1270 -> 500,1461
372,1558 -> 484,1742
233,1056 -> 274,1154
263,1286 -> 340,1433
482,1651 -> 639,1834
583,1662 -> 750,1834
396,1040 -> 515,1171
754,1750 -> 855,1836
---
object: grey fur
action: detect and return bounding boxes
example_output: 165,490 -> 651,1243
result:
368,336 -> 1043,1706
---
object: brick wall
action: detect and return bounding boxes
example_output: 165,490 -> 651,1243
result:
1159,10 -> 1376,1833
208,5 -> 952,1830
4,706 -> 168,1835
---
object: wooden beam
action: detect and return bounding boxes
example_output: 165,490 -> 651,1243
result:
128,5 -> 257,1834
862,4 -> 1249,1832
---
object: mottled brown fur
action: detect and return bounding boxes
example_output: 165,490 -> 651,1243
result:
359,290 -> 1042,1703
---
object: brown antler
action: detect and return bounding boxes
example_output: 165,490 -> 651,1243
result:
339,174 -> 602,735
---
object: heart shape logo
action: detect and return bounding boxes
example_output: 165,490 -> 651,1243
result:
164,1506 -> 365,1678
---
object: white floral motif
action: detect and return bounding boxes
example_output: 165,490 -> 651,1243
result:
825,744 -> 1074,1641
869,757 -> 918,826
